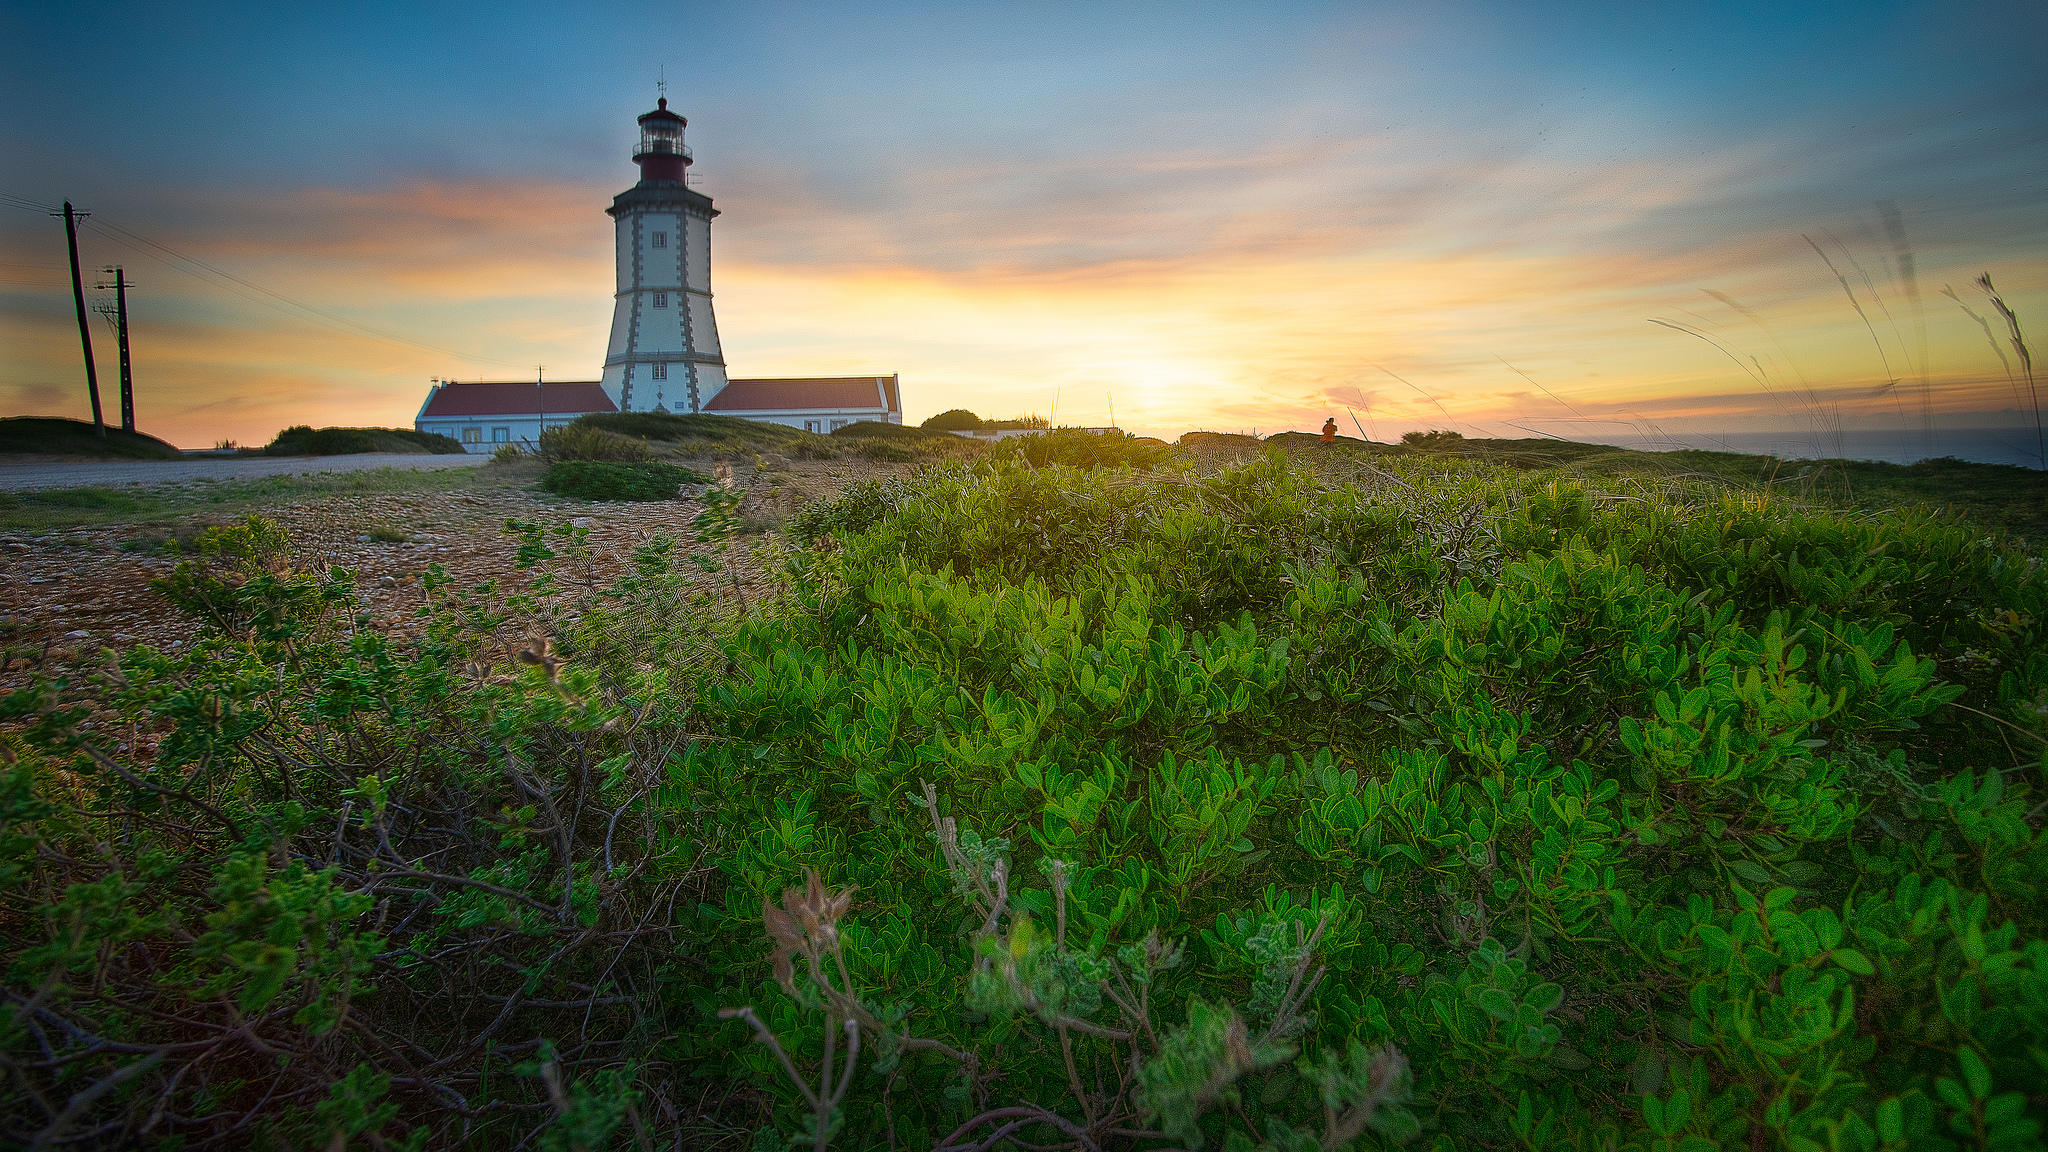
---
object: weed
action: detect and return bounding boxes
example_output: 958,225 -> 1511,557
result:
537,424 -> 654,462
995,427 -> 1181,470
539,459 -> 709,501
853,440 -> 915,462
1975,273 -> 2042,470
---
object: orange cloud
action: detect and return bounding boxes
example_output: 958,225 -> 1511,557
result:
3,151 -> 2042,451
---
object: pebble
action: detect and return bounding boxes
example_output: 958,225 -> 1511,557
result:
0,456 -> 853,711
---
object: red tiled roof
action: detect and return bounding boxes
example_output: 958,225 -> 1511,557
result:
706,378 -> 893,413
706,376 -> 900,414
419,382 -> 616,419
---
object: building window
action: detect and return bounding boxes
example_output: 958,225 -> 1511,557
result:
492,427 -> 510,443
830,419 -> 848,431
462,427 -> 482,444
651,231 -> 667,248
804,419 -> 820,433
651,363 -> 668,381
652,291 -> 667,308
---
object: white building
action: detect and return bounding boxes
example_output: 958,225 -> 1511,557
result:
415,379 -> 616,453
414,96 -> 903,442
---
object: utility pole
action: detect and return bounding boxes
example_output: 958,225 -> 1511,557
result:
94,267 -> 135,432
57,201 -> 105,436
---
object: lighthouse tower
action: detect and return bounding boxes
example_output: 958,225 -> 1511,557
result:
599,98 -> 726,413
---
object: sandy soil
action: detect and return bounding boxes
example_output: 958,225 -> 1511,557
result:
0,457 -> 882,708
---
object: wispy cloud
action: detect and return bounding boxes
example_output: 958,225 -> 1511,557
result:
3,0 -> 2044,451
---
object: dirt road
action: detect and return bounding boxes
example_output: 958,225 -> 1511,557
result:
0,452 -> 488,491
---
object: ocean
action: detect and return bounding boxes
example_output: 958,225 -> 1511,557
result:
1573,426 -> 2047,470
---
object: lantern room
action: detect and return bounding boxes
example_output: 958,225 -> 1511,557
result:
632,98 -> 692,183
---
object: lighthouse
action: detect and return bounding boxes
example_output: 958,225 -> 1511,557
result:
599,97 -> 726,413
414,95 -> 903,449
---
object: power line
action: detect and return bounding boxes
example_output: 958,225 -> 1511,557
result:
4,187 -> 524,369
83,217 -> 526,368
0,191 -> 60,213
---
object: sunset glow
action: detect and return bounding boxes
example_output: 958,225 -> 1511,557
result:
3,1 -> 2043,454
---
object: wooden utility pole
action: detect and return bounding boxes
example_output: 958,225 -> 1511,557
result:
58,202 -> 106,435
96,267 -> 136,432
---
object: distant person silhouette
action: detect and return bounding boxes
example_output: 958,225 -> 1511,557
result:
1321,417 -> 1338,445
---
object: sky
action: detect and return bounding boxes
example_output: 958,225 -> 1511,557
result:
2,0 -> 2045,456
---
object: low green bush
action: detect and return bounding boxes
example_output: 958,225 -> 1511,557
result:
537,423 -> 653,462
921,407 -> 986,431
264,425 -> 466,455
576,411 -> 807,447
997,427 -> 1183,470
2,515 -> 720,1149
539,459 -> 707,501
785,474 -> 923,545
5,455 -> 2044,1150
834,420 -> 960,442
853,439 -> 915,462
701,456 -> 2048,1149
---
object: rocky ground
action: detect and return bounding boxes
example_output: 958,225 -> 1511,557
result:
0,456 -> 890,706
0,450 -> 488,490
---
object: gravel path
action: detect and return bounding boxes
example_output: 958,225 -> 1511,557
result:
0,452 -> 488,491
0,456 -> 892,740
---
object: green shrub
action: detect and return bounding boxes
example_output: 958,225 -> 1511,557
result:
1,516 -> 717,1148
537,423 -> 653,462
831,420 -> 957,442
264,425 -> 466,455
6,455 -> 2046,1150
538,459 -> 707,501
681,455 -> 2048,1150
853,439 -> 915,462
921,407 -> 987,431
1400,428 -> 1465,445
785,475 -> 923,545
996,427 -> 1182,470
575,411 -> 806,447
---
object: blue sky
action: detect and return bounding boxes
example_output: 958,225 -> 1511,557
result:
3,0 -> 2044,449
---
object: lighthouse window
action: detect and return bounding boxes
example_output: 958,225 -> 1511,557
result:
651,363 -> 668,381
652,292 -> 667,308
651,231 -> 667,248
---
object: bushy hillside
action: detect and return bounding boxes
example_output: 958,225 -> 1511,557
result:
3,452 -> 2043,1150
0,416 -> 182,459
264,424 -> 466,455
575,410 -> 811,449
